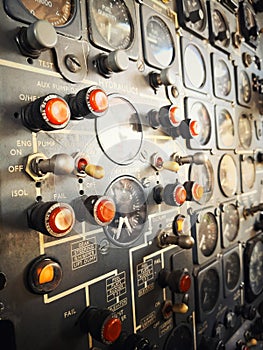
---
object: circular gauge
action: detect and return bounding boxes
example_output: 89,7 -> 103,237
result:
212,10 -> 230,47
145,16 -> 174,67
245,239 -> 263,302
214,59 -> 231,97
241,156 -> 255,189
190,102 -> 211,145
198,212 -> 218,257
200,268 -> 220,313
238,115 -> 252,149
218,109 -> 234,147
244,5 -> 258,40
189,159 -> 214,204
239,71 -> 252,104
20,0 -> 74,26
165,325 -> 193,350
183,0 -> 206,31
96,95 -> 143,165
255,117 -> 263,140
104,176 -> 147,246
89,0 -> 133,50
218,154 -> 238,197
224,251 -> 241,291
222,204 -> 239,244
184,44 -> 206,88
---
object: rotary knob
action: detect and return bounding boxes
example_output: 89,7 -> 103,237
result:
16,20 -> 57,58
112,333 -> 156,350
163,183 -> 187,206
27,201 -> 75,238
95,50 -> 129,78
158,268 -> 191,294
183,181 -> 204,202
235,304 -> 257,320
21,94 -> 71,132
149,67 -> 177,91
66,85 -> 109,119
147,105 -> 182,130
186,9 -> 204,23
79,307 -> 122,345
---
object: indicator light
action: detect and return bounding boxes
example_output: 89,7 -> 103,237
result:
163,183 -> 187,206
44,98 -> 70,125
89,88 -> 108,114
189,120 -> 200,136
27,256 -> 62,294
102,317 -> 122,343
179,273 -> 191,293
95,197 -> 116,225
174,185 -> 187,206
28,201 -> 75,237
169,106 -> 181,127
172,214 -> 191,235
184,181 -> 204,202
158,268 -> 191,293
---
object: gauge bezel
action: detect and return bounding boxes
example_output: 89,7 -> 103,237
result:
215,104 -> 237,150
244,235 -> 263,303
185,98 -> 214,150
222,245 -> 242,297
236,68 -> 252,107
4,0 -> 80,38
239,1 -> 259,48
208,2 -> 231,50
181,36 -> 210,94
140,5 -> 176,69
218,154 -> 239,197
211,53 -> 235,102
220,202 -> 240,248
195,260 -> 222,322
240,155 -> 256,192
238,114 -> 252,149
86,0 -> 138,60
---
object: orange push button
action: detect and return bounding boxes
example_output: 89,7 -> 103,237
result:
169,105 -> 181,127
48,205 -> 74,235
103,317 -> 122,343
174,185 -> 187,206
45,97 -> 70,125
189,120 -> 200,137
89,88 -> 108,114
37,264 -> 54,284
95,198 -> 116,225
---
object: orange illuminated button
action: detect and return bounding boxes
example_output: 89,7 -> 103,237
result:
88,87 -> 108,114
94,197 -> 116,226
28,256 -> 63,294
192,182 -> 204,202
169,105 -> 181,127
179,273 -> 191,293
189,120 -> 200,137
45,97 -> 70,125
102,317 -> 122,343
47,203 -> 75,237
174,185 -> 187,206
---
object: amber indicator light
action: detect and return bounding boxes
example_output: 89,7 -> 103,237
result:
95,198 -> 116,225
45,97 -> 70,125
89,88 -> 108,113
49,206 -> 74,234
192,182 -> 204,201
174,185 -> 187,206
103,317 -> 122,343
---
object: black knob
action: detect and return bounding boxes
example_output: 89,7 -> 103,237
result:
158,268 -> 191,293
199,336 -> 225,350
225,310 -> 237,329
162,183 -> 187,207
16,20 -> 57,58
187,9 -> 204,23
27,201 -> 75,238
243,203 -> 263,217
79,307 -> 122,345
112,333 -> 155,350
66,85 -> 108,119
216,29 -> 230,42
95,50 -> 129,78
21,94 -> 71,132
235,304 -> 257,320
257,152 -> 263,163
149,67 -> 177,90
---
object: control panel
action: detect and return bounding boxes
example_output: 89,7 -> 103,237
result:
0,1 -> 263,349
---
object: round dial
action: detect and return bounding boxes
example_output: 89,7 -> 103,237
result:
189,160 -> 214,204
225,252 -> 241,291
104,176 -> 147,246
184,44 -> 206,88
96,95 -> 143,165
200,268 -> 220,313
238,115 -> 252,149
145,16 -> 174,67
246,240 -> 263,299
241,156 -> 255,189
20,0 -> 74,26
183,0 -> 206,31
190,102 -> 211,145
198,212 -> 218,257
244,5 -> 258,39
239,71 -> 252,104
222,204 -> 239,244
214,59 -> 231,97
218,109 -> 234,147
89,0 -> 133,50
219,154 -> 238,197
212,9 -> 230,47
165,325 -> 193,350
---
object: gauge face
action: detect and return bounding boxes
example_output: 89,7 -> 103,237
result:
239,71 -> 252,104
238,115 -> 252,149
212,9 -> 230,47
20,0 -> 74,26
190,160 -> 214,204
89,0 -> 133,50
244,5 -> 258,39
145,16 -> 174,67
104,176 -> 147,246
214,59 -> 231,97
96,95 -> 143,165
241,156 -> 255,189
222,204 -> 239,243
184,44 -> 206,88
165,325 -> 193,350
225,252 -> 241,291
183,0 -> 206,31
200,268 -> 220,313
218,109 -> 234,147
190,102 -> 211,145
219,154 -> 238,197
248,240 -> 263,296
198,213 -> 218,257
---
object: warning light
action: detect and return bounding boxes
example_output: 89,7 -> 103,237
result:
48,205 -> 74,235
179,273 -> 191,293
45,97 -> 70,125
102,317 -> 122,343
192,182 -> 204,202
88,88 -> 109,114
189,120 -> 200,137
169,105 -> 181,127
174,185 -> 187,206
94,197 -> 116,225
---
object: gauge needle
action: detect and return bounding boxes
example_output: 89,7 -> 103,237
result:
115,216 -> 125,240
123,216 -> 132,235
199,234 -> 205,249
107,22 -> 111,43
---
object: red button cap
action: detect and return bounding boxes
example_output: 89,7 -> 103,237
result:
192,182 -> 204,202
48,204 -> 74,235
169,105 -> 181,127
179,274 -> 191,293
45,97 -> 70,125
174,185 -> 187,206
94,197 -> 116,225
102,317 -> 122,343
89,88 -> 108,114
189,120 -> 200,137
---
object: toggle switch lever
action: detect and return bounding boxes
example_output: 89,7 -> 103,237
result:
157,230 -> 195,249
